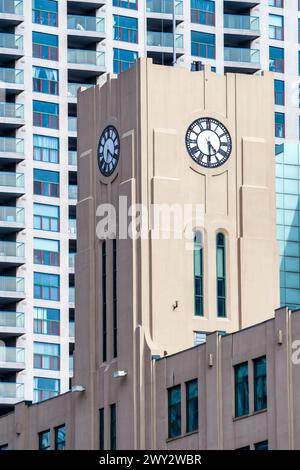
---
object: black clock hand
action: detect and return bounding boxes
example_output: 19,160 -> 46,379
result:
207,140 -> 211,164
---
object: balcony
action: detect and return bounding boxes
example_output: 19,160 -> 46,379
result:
68,82 -> 94,101
147,31 -> 184,54
0,172 -> 24,198
68,150 -> 77,167
68,116 -> 77,135
67,15 -> 105,43
0,346 -> 25,371
0,241 -> 25,267
0,0 -> 23,26
0,102 -> 24,129
146,0 -> 183,14
0,276 -> 25,302
69,354 -> 74,375
0,137 -> 24,164
0,68 -> 24,95
69,320 -> 75,339
224,14 -> 260,44
69,286 -> 75,304
0,206 -> 25,233
68,185 -> 77,202
0,382 -> 23,406
224,47 -> 260,73
0,33 -> 23,60
68,49 -> 105,78
69,252 -> 75,273
0,311 -> 24,338
68,218 -> 77,238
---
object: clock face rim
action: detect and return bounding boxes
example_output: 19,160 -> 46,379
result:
97,125 -> 120,177
185,117 -> 232,169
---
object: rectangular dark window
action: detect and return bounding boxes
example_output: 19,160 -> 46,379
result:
113,48 -> 138,74
254,440 -> 268,450
33,135 -> 59,163
269,46 -> 284,73
34,169 -> 59,197
253,356 -> 267,412
275,112 -> 285,138
168,385 -> 181,438
110,404 -> 116,450
55,425 -> 65,450
34,238 -> 60,267
34,376 -> 60,402
34,203 -> 59,232
34,342 -> 60,371
99,408 -> 104,450
234,362 -> 249,417
274,79 -> 284,105
191,31 -> 215,59
33,0 -> 58,27
113,239 -> 117,358
102,241 -> 107,362
186,379 -> 198,433
38,430 -> 51,450
113,0 -> 138,9
34,272 -> 60,301
34,306 -> 60,335
113,14 -> 138,43
191,0 -> 215,26
33,100 -> 59,130
32,31 -> 58,61
33,66 -> 59,95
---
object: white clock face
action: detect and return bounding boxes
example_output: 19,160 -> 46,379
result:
97,125 -> 120,177
185,118 -> 232,168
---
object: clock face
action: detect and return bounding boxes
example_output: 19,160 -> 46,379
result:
185,117 -> 232,168
97,125 -> 120,177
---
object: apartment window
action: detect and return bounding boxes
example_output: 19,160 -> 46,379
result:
34,169 -> 59,197
113,48 -> 138,74
186,380 -> 198,433
254,440 -> 268,450
113,239 -> 117,358
34,238 -> 59,267
102,241 -> 107,362
168,385 -> 181,438
193,331 -> 207,346
34,272 -> 60,301
269,0 -> 283,7
113,15 -> 138,43
34,342 -> 60,370
55,425 -> 66,450
34,377 -> 60,402
191,0 -> 215,26
33,0 -> 58,27
274,79 -> 284,105
34,306 -> 60,335
234,362 -> 249,417
110,404 -> 116,450
275,112 -> 285,138
253,356 -> 267,412
34,203 -> 59,232
32,32 -> 58,61
194,231 -> 204,316
191,31 -> 215,59
269,46 -> 284,73
269,14 -> 284,40
38,430 -> 51,450
113,0 -> 138,9
99,408 -> 104,450
216,233 -> 226,317
33,135 -> 59,163
33,100 -> 59,130
33,66 -> 59,95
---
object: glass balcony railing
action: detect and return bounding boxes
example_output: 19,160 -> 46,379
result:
224,47 -> 260,64
68,116 -> 77,133
68,151 -> 77,166
68,15 -> 105,33
147,31 -> 183,48
0,241 -> 24,257
0,0 -> 23,15
0,102 -> 24,119
69,321 -> 75,337
0,137 -> 23,154
0,311 -> 24,328
68,49 -> 105,66
69,252 -> 76,268
68,218 -> 76,235
0,206 -> 24,223
224,14 -> 260,31
0,68 -> 23,85
69,286 -> 75,303
0,276 -> 24,292
69,354 -> 74,371
0,382 -> 24,399
146,0 -> 183,14
0,346 -> 24,363
68,185 -> 77,200
0,172 -> 24,188
0,33 -> 23,50
68,82 -> 94,98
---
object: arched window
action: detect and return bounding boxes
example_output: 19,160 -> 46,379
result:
194,231 -> 204,316
216,232 -> 226,317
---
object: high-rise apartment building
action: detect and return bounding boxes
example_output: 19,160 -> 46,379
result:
0,0 -> 298,414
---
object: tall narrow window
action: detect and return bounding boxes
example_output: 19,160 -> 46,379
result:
54,425 -> 65,450
216,232 -> 226,317
168,385 -> 181,438
113,239 -> 117,358
253,356 -> 267,411
102,242 -> 107,362
110,404 -> 116,450
186,379 -> 198,433
38,430 -> 51,450
194,231 -> 204,316
234,362 -> 249,417
99,408 -> 104,450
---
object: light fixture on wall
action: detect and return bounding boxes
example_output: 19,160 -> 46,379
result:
71,385 -> 86,393
113,370 -> 127,378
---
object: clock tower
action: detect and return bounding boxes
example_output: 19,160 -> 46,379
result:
74,59 -> 279,449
